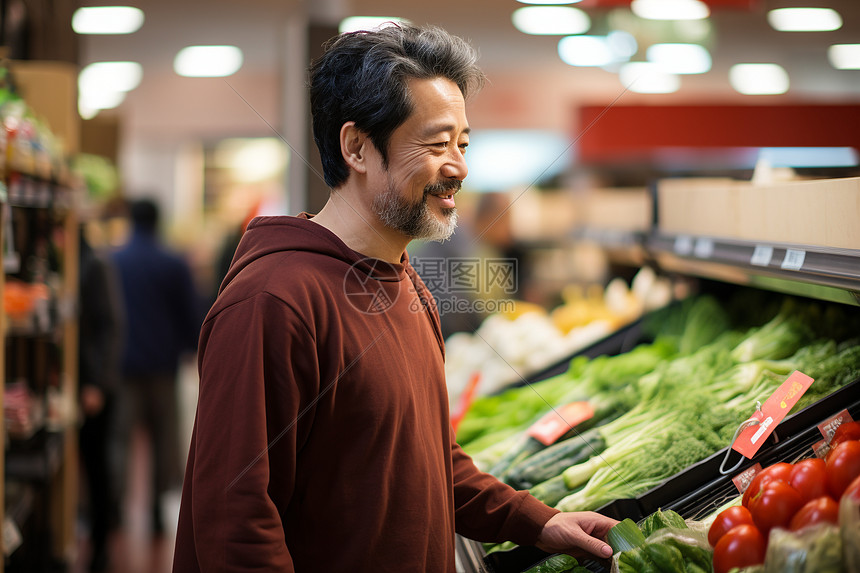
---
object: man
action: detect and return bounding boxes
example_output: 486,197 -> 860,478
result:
112,198 -> 202,534
173,24 -> 616,571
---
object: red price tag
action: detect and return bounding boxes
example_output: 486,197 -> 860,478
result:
732,371 -> 814,459
527,402 -> 595,446
817,409 -> 854,441
732,463 -> 763,494
812,439 -> 830,459
451,372 -> 482,433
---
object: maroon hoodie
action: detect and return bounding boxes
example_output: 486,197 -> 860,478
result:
173,215 -> 557,572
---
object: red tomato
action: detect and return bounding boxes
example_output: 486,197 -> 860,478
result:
743,462 -> 794,508
831,422 -> 860,448
712,524 -> 766,573
708,505 -> 755,547
789,458 -> 829,503
789,496 -> 839,531
825,440 -> 860,499
750,480 -> 804,534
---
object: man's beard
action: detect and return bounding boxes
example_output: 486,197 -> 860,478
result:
372,179 -> 460,242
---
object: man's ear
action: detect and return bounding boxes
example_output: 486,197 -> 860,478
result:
340,122 -> 368,174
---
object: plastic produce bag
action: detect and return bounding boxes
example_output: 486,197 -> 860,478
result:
610,527 -> 713,573
763,523 -> 842,573
840,479 -> 860,573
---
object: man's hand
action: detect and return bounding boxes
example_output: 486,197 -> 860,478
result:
536,512 -> 617,560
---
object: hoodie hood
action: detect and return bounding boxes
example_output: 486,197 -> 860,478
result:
220,214 -> 408,295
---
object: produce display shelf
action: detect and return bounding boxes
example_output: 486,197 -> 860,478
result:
649,233 -> 860,307
636,376 -> 860,522
475,376 -> 860,573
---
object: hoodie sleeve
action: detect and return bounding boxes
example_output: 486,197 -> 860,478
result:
174,292 -> 318,572
450,430 -> 558,546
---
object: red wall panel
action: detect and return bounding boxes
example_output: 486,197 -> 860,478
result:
576,104 -> 860,162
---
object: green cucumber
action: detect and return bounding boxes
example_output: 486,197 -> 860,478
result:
489,398 -> 622,480
505,428 -> 605,489
488,434 -> 545,478
528,475 -> 581,507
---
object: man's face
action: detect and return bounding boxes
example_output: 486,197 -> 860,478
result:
369,76 -> 470,242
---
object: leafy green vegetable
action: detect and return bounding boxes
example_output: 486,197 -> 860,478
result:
483,540 -> 517,554
678,295 -> 731,355
558,430 -> 714,512
639,509 -> 687,538
730,301 -> 812,363
665,537 -> 712,571
613,522 -> 714,573
643,542 -> 685,572
457,335 -> 675,451
523,553 -> 581,573
608,518 -> 647,554
618,546 -> 658,573
764,523 -> 842,573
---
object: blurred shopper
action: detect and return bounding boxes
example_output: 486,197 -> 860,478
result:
78,228 -> 124,572
111,198 -> 202,535
174,24 -> 615,572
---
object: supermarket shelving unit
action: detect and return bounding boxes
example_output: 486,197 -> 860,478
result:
1,61 -> 80,572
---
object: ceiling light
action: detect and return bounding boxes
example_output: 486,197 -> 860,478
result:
607,31 -> 638,59
338,17 -> 406,34
517,0 -> 583,3
828,44 -> 860,69
767,8 -> 842,32
174,46 -> 244,78
512,7 -> 590,35
79,89 -> 126,111
72,6 -> 144,34
619,62 -> 680,93
631,0 -> 709,21
79,62 -> 142,94
729,63 -> 789,95
558,36 -> 614,67
647,43 -> 711,74
558,32 -> 637,69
